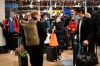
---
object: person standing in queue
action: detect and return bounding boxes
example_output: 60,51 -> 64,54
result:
3,12 -> 20,53
21,10 -> 47,66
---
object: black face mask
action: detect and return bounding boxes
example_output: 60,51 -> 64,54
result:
71,19 -> 75,21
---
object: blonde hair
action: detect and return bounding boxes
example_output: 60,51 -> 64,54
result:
85,13 -> 91,18
31,10 -> 40,17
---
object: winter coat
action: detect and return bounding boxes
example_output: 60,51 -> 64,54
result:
92,11 -> 100,42
49,21 -> 67,45
0,26 -> 6,46
55,22 -> 67,44
21,19 -> 47,46
41,20 -> 50,31
76,18 -> 94,42
3,17 -> 20,33
67,20 -> 78,34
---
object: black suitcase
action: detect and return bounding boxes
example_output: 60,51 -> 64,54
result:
46,46 -> 57,61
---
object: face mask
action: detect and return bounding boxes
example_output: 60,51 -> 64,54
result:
71,19 -> 75,21
75,15 -> 80,20
56,18 -> 61,23
45,18 -> 48,20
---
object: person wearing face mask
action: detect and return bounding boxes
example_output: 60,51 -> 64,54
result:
67,16 -> 78,49
56,17 -> 61,23
3,12 -> 20,53
49,15 -> 68,59
76,12 -> 94,53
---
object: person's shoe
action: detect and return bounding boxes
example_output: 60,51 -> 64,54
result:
57,56 -> 61,61
10,50 -> 15,54
68,46 -> 72,50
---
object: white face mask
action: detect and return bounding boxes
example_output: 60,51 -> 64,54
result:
56,18 -> 61,23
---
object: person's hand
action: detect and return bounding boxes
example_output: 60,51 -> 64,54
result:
72,29 -> 75,31
20,45 -> 26,53
83,40 -> 89,46
67,26 -> 71,30
6,24 -> 9,27
74,35 -> 77,39
15,45 -> 25,55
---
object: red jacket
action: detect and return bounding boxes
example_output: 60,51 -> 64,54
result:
3,17 -> 20,33
67,20 -> 78,34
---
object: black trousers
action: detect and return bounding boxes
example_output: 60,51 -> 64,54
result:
6,32 -> 18,50
26,45 -> 44,66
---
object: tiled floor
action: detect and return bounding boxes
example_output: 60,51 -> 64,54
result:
0,47 -> 100,66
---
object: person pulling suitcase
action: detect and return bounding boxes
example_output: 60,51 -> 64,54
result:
15,36 -> 28,66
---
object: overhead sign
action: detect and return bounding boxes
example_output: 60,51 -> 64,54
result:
64,8 -> 71,16
5,4 -> 11,8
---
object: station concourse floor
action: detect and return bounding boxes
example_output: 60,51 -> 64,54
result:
0,47 -> 100,66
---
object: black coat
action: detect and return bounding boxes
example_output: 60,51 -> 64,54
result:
92,11 -> 100,42
77,18 -> 94,42
55,22 -> 67,44
21,18 -> 47,48
37,21 -> 47,46
49,21 -> 67,45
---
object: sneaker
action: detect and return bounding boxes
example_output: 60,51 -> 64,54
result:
68,46 -> 72,50
10,50 -> 15,54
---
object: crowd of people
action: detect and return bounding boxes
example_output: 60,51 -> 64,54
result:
0,7 -> 100,66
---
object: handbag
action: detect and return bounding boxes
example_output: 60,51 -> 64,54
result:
76,52 -> 98,66
76,53 -> 91,66
49,32 -> 59,46
76,45 -> 99,66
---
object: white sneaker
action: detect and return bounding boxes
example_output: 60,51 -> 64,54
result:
10,50 -> 15,54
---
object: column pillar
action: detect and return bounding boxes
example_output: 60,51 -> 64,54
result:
0,0 -> 5,22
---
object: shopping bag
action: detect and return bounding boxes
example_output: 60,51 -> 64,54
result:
44,33 -> 51,44
49,32 -> 59,46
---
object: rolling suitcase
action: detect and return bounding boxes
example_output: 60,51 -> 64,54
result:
18,36 -> 28,66
46,46 -> 57,61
